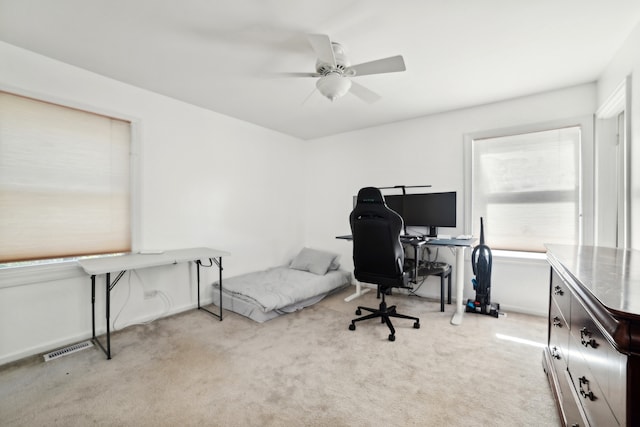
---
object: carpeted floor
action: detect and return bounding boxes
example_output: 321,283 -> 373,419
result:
0,287 -> 560,426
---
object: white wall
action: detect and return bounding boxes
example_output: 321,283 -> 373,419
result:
303,83 -> 597,316
597,21 -> 640,250
0,42 -> 305,364
2,31 -> 631,364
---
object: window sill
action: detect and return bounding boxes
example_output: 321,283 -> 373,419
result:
0,261 -> 87,289
489,250 -> 548,265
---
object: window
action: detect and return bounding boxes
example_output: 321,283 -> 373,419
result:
466,121 -> 591,253
0,91 -> 132,265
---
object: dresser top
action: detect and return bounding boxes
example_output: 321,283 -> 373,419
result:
546,244 -> 640,316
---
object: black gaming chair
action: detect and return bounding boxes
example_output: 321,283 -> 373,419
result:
348,187 -> 420,341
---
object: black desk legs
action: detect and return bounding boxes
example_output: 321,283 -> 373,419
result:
439,268 -> 452,312
440,274 -> 445,312
196,257 -> 223,320
413,245 -> 420,283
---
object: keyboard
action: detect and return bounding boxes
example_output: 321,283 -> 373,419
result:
400,235 -> 422,240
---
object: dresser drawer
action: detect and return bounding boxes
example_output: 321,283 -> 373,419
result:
562,369 -> 590,427
570,297 -> 609,390
568,343 -> 620,427
544,347 -> 587,427
551,269 -> 571,322
570,296 -> 625,425
607,351 -> 627,426
549,298 -> 569,369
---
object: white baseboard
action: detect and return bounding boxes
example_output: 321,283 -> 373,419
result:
0,300 -> 211,367
0,331 -> 93,366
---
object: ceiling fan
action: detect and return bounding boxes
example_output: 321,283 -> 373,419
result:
285,34 -> 406,103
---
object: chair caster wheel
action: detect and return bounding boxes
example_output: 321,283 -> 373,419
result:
414,322 -> 420,329
349,324 -> 356,331
355,309 -> 361,315
388,334 -> 395,341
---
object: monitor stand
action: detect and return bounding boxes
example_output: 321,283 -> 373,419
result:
427,226 -> 438,238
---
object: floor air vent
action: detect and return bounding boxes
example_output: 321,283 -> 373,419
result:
44,340 -> 93,362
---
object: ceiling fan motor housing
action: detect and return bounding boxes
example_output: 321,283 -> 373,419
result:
316,42 -> 350,75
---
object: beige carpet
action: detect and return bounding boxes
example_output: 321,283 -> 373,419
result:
0,287 -> 559,426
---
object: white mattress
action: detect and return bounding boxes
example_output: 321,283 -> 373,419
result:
212,266 -> 351,322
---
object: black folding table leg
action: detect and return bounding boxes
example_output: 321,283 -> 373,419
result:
197,261 -> 202,309
92,273 -> 111,359
105,272 -> 111,359
91,275 -> 96,340
197,258 -> 223,320
217,257 -> 223,320
91,271 -> 124,359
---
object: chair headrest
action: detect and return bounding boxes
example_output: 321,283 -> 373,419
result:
356,187 -> 384,204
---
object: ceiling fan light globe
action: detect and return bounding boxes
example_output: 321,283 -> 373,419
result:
316,74 -> 351,101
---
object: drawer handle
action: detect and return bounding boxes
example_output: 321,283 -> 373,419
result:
552,317 -> 562,328
551,346 -> 561,360
578,376 -> 596,401
580,327 -> 598,348
553,285 -> 564,296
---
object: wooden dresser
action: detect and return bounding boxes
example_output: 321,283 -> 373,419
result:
543,245 -> 640,427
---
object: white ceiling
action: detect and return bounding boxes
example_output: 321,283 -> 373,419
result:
1,1 -> 640,140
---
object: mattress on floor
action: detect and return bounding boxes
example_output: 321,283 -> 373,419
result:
212,266 -> 351,322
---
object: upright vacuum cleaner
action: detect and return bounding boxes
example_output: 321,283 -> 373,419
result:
466,217 -> 500,318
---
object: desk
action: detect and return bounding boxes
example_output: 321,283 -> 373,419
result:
336,235 -> 474,324
78,247 -> 230,359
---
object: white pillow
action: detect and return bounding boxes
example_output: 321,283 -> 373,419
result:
289,247 -> 339,275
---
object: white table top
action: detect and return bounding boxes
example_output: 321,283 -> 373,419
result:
77,247 -> 230,275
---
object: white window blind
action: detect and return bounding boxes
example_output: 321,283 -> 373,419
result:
0,91 -> 131,264
471,126 -> 581,252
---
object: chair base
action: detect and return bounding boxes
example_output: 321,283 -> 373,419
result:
348,293 -> 420,341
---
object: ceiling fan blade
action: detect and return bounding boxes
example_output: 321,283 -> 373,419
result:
347,55 -> 406,77
349,81 -> 381,104
273,72 -> 321,78
307,34 -> 336,67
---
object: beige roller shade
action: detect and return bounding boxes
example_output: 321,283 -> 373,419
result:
0,91 -> 131,263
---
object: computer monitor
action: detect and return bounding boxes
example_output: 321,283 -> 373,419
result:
384,191 -> 457,237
